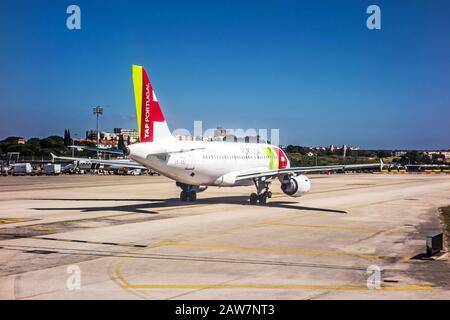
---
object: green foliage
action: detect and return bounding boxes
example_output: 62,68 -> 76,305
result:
5,144 -> 35,156
284,145 -> 313,155
0,135 -> 68,156
283,145 -> 393,158
63,129 -> 72,146
39,136 -> 65,149
397,151 -> 431,165
431,154 -> 445,163
286,154 -> 379,167
2,137 -> 22,143
376,150 -> 392,158
118,135 -> 125,149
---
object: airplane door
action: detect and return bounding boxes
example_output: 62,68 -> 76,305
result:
185,152 -> 195,170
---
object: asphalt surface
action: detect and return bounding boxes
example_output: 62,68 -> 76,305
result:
0,173 -> 449,299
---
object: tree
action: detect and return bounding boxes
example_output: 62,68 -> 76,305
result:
376,150 -> 392,158
40,136 -> 64,149
63,129 -> 72,146
6,144 -> 34,156
398,151 -> 431,165
67,129 -> 72,146
432,154 -> 445,164
118,135 -> 125,150
25,138 -> 41,154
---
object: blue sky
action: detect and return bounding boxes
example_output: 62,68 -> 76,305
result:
0,0 -> 449,149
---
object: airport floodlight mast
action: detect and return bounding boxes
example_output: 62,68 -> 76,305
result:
92,106 -> 103,159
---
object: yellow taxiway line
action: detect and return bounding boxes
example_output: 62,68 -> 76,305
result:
0,218 -> 35,224
262,221 -> 405,233
121,282 -> 432,291
159,241 -> 404,261
110,254 -> 431,292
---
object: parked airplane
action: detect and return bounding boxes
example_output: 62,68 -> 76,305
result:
54,65 -> 382,204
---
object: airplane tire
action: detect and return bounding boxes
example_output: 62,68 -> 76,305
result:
258,194 -> 267,205
180,191 -> 188,202
249,193 -> 258,205
188,190 -> 197,202
267,191 -> 272,198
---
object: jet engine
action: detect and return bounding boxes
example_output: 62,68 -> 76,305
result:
280,175 -> 311,197
195,185 -> 208,193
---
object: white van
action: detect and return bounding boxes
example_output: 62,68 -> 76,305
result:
43,163 -> 61,175
11,163 -> 32,175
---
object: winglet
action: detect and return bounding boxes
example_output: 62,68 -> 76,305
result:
380,159 -> 384,171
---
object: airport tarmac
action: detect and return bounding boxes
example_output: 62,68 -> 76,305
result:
0,173 -> 449,299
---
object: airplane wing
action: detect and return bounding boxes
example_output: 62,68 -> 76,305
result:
144,147 -> 206,156
52,145 -> 206,170
235,161 -> 384,181
68,145 -> 205,156
68,145 -> 125,155
51,154 -> 147,170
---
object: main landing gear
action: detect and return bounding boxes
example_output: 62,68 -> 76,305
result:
177,182 -> 197,202
249,178 -> 272,205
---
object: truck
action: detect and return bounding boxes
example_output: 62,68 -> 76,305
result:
11,163 -> 32,176
43,163 -> 61,175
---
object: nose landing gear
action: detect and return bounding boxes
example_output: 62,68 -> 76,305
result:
249,178 -> 272,205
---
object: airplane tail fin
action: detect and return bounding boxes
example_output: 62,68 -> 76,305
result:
132,65 -> 174,143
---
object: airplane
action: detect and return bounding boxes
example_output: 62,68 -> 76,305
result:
54,65 -> 383,204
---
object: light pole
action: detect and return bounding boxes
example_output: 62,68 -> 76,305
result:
92,106 -> 103,159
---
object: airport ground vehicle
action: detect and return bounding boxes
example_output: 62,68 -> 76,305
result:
0,164 -> 9,176
11,163 -> 32,176
43,163 -> 61,175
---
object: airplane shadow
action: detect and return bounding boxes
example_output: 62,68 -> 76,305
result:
32,196 -> 347,215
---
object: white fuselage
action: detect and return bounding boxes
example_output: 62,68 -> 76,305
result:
128,140 -> 290,186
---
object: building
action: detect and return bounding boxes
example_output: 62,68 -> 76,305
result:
174,134 -> 194,141
86,128 -> 139,145
424,150 -> 450,159
98,140 -> 118,149
394,151 -> 407,157
114,128 -> 139,144
86,130 -> 101,141
311,145 -> 360,153
214,127 -> 227,139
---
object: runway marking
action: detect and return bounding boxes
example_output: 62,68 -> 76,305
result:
308,179 -> 429,196
265,182 -> 439,216
118,282 -> 432,291
36,236 -> 148,248
109,250 -> 431,292
29,226 -> 54,231
0,218 -> 35,224
344,200 -> 408,210
5,203 -> 209,229
160,241 -> 403,261
262,221 -> 405,233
